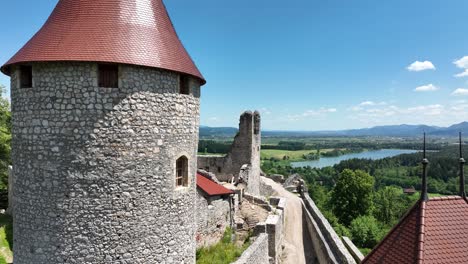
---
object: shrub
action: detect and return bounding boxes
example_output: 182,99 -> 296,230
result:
196,228 -> 250,264
349,215 -> 385,249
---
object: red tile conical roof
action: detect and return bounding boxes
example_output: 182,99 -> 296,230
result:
1,0 -> 205,84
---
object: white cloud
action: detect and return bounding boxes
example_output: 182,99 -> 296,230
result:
454,56 -> 468,78
455,69 -> 468,78
454,56 -> 468,69
302,108 -> 337,117
414,84 -> 439,92
353,104 -> 446,124
351,101 -> 387,111
286,107 -> 337,122
450,103 -> 468,111
407,61 -> 436,72
406,104 -> 444,116
359,101 -> 376,106
452,88 -> 468,96
260,108 -> 271,115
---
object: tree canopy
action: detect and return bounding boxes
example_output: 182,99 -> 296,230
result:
0,85 -> 11,190
331,169 -> 375,226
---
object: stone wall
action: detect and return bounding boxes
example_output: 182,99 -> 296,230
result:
342,236 -> 365,262
10,62 -> 201,263
266,209 -> 284,263
197,111 -> 261,195
196,190 -> 232,248
302,194 -> 356,264
232,233 -> 269,264
242,194 -> 285,263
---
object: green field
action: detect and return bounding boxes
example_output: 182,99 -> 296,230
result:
261,149 -> 333,161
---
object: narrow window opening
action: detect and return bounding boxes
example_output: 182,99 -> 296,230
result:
218,167 -> 222,173
176,156 -> 189,187
98,64 -> 119,88
20,65 -> 33,88
179,75 -> 190,95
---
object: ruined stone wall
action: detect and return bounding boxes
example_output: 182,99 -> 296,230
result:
197,111 -> 261,195
10,62 -> 200,263
196,190 -> 231,248
196,156 -> 228,181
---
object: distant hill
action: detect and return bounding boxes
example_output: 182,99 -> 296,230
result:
200,122 -> 468,138
199,126 -> 238,138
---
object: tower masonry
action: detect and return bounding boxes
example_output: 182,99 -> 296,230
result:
1,0 -> 205,263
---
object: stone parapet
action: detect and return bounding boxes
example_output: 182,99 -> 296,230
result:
232,234 -> 269,264
342,236 -> 365,262
266,210 -> 284,263
302,194 -> 356,264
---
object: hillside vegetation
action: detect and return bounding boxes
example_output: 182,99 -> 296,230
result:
262,142 -> 467,253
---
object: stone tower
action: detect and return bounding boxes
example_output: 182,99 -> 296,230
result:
197,111 -> 261,195
1,0 -> 205,263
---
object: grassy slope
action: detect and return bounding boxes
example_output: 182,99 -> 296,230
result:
196,228 -> 250,264
0,214 -> 12,263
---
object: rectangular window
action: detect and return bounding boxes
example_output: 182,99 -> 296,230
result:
176,156 -> 189,187
98,64 -> 119,88
20,65 -> 33,88
179,75 -> 190,95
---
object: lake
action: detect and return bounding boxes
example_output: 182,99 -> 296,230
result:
291,149 -> 419,169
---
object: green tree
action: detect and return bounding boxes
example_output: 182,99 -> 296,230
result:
331,169 -> 374,226
308,183 -> 328,210
0,85 -> 10,190
349,215 -> 385,249
322,210 -> 351,237
373,186 -> 407,225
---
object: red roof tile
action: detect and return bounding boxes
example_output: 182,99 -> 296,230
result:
196,174 -> 234,197
362,196 -> 468,264
1,0 -> 205,84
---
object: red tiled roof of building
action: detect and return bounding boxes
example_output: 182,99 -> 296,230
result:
196,174 -> 234,197
362,196 -> 468,264
1,0 -> 205,84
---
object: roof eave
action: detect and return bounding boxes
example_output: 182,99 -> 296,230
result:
1,60 -> 206,85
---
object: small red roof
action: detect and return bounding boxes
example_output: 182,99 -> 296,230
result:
362,196 -> 468,264
1,0 -> 205,84
196,174 -> 234,197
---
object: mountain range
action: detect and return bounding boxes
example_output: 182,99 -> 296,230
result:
200,122 -> 468,138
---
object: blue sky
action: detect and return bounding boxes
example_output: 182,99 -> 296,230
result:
1,0 -> 468,130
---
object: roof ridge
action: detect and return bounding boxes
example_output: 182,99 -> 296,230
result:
428,195 -> 464,201
416,200 -> 427,264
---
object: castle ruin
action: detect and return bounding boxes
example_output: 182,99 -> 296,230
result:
198,111 -> 261,195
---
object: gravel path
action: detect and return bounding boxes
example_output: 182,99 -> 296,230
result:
261,177 -> 316,264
